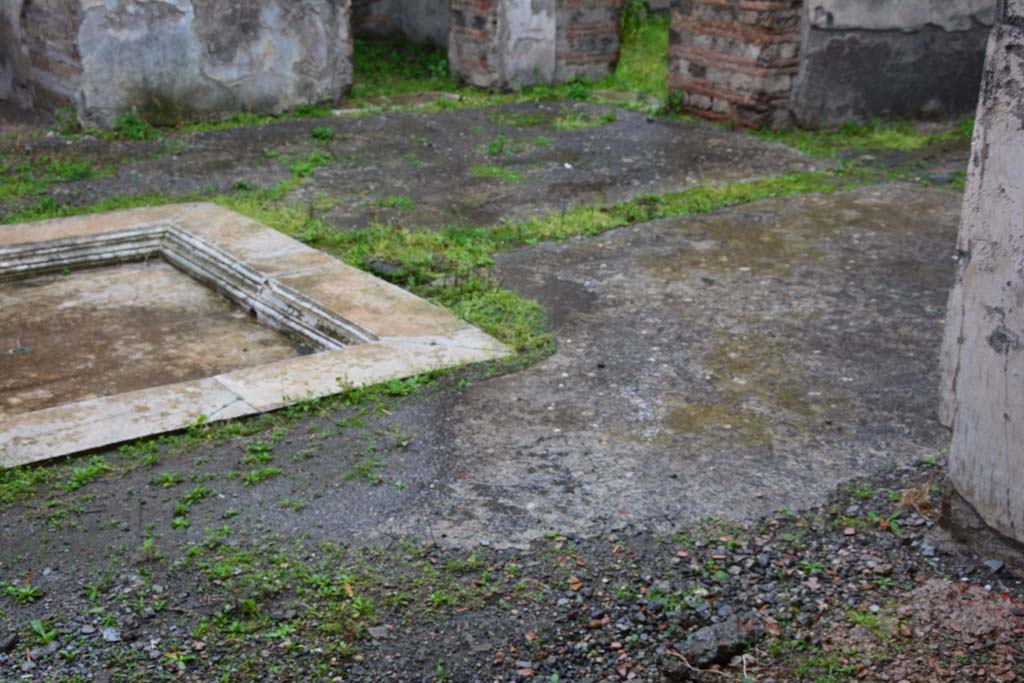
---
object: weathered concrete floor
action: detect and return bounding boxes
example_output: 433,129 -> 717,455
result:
0,184 -> 961,561
0,261 -> 304,415
4,102 -> 829,228
303,183 -> 957,546
420,183 -> 957,544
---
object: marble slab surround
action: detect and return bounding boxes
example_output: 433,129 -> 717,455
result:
0,204 -> 510,468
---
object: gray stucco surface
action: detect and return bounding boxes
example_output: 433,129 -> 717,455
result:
76,0 -> 352,128
940,4 -> 1024,547
501,0 -> 557,87
793,0 -> 995,126
806,0 -> 995,31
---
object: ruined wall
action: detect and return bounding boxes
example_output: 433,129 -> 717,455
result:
451,0 -> 615,90
18,0 -> 83,110
6,0 -> 352,128
647,0 -> 670,14
503,0 -> 557,87
792,0 -> 996,126
668,0 -> 802,129
0,0 -> 29,105
352,0 -> 621,81
352,0 -> 449,46
556,0 -> 622,82
939,0 -> 1024,563
449,0 -> 502,88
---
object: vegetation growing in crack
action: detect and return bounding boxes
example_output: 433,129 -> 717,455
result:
754,116 -> 975,159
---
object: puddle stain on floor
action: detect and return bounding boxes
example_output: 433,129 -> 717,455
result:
0,261 -> 306,415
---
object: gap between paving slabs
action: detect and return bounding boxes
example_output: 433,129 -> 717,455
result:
0,203 -> 510,468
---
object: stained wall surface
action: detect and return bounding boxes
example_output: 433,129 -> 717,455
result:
0,0 -> 28,105
669,0 -> 997,128
352,0 -> 450,46
450,0 -> 620,89
940,0 -> 1024,547
792,0 -> 996,126
2,0 -> 353,128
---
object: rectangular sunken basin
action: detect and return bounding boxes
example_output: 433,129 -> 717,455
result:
0,204 -> 510,468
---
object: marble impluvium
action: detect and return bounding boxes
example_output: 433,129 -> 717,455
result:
0,204 -> 509,467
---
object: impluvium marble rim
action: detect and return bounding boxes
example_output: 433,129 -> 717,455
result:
0,204 -> 510,468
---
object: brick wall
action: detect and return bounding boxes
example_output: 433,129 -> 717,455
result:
450,0 -> 623,88
556,0 -> 623,82
449,0 -> 501,88
668,0 -> 801,129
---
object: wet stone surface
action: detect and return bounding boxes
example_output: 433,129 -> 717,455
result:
0,261 -> 305,416
402,183 -> 960,546
1,102 -> 829,229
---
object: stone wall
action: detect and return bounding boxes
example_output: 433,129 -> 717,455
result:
939,0 -> 1024,566
647,0 -> 670,15
352,0 -> 450,46
3,0 -> 353,129
450,0 -> 619,89
502,0 -> 558,87
0,1 -> 28,105
792,0 -> 996,126
668,0 -> 997,129
556,0 -> 622,82
19,0 -> 83,111
449,0 -> 502,88
7,0 -> 624,117
668,0 -> 802,129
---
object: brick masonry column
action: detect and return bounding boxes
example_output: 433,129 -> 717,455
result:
556,0 -> 623,82
939,0 -> 1024,568
668,0 -> 801,129
450,0 -> 621,89
449,0 -> 503,88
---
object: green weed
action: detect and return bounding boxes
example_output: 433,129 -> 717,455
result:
242,467 -> 282,486
311,127 -> 336,143
151,471 -> 184,488
601,13 -> 670,100
29,619 -> 58,644
3,580 -> 44,605
288,151 -> 334,178
370,195 -> 415,210
351,36 -> 456,99
553,110 -> 617,131
64,457 -> 111,492
756,116 -> 975,159
470,165 -> 523,182
111,108 -> 160,141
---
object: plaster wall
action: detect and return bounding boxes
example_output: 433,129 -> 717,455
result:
6,0 -> 352,128
352,0 -> 450,46
501,0 -> 557,87
808,0 -> 994,31
77,0 -> 353,128
792,0 -> 996,126
939,0 -> 1024,552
